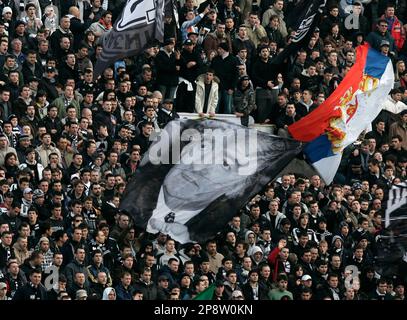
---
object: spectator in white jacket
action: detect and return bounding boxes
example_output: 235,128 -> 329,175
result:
194,70 -> 219,117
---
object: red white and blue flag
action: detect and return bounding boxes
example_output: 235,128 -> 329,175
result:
288,44 -> 394,184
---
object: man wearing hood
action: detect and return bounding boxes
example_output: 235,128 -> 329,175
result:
245,230 -> 257,256
233,75 -> 256,126
250,245 -> 265,268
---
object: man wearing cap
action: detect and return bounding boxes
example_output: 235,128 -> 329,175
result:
40,66 -> 59,101
0,281 -> 10,300
38,237 -> 53,271
233,74 -> 256,126
75,289 -> 88,300
157,99 -> 180,129
18,187 -> 34,218
177,38 -> 203,112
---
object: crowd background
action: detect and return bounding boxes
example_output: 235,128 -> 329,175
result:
0,0 -> 406,301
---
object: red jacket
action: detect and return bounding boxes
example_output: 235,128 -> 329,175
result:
267,246 -> 283,282
382,15 -> 406,50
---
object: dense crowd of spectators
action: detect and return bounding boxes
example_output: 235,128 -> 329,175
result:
0,0 -> 406,301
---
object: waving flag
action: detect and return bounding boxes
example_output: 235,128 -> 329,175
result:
270,0 -> 326,67
376,182 -> 407,277
94,0 -> 173,78
385,182 -> 407,228
120,119 -> 302,244
288,44 -> 394,184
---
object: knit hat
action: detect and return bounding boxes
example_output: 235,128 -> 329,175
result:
76,289 -> 88,299
33,189 -> 45,199
2,7 -> 12,15
39,237 -> 49,243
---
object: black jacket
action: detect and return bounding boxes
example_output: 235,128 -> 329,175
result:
155,50 -> 180,86
210,53 -> 238,90
157,108 -> 180,129
242,281 -> 270,300
39,78 -> 59,101
133,280 -> 158,300
179,49 -> 203,83
0,243 -> 15,269
12,282 -> 48,300
251,58 -> 278,89
21,61 -> 43,82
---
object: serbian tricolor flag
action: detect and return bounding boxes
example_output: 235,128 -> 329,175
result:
288,44 -> 394,184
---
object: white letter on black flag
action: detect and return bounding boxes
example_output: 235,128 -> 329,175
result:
94,0 -> 173,78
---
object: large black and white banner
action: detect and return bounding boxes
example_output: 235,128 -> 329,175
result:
94,0 -> 173,77
120,119 -> 302,243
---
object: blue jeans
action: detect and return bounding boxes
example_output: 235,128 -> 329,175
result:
217,89 -> 233,114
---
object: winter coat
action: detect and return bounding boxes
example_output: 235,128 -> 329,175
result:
233,81 -> 256,115
195,74 -> 220,114
155,49 -> 180,86
12,282 -> 47,300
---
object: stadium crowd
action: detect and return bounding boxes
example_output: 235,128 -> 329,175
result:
0,0 -> 406,300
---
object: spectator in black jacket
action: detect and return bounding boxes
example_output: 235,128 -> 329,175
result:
39,66 -> 59,101
251,45 -> 278,122
155,38 -> 181,100
276,102 -> 301,138
132,122 -> 154,155
21,50 -> 43,82
210,42 -> 238,115
68,6 -> 92,50
0,231 -> 15,269
49,16 -> 74,54
157,99 -> 179,129
12,268 -> 47,300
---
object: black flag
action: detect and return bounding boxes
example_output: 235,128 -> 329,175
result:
270,0 -> 326,67
120,119 -> 303,244
376,182 -> 407,278
94,0 -> 173,78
